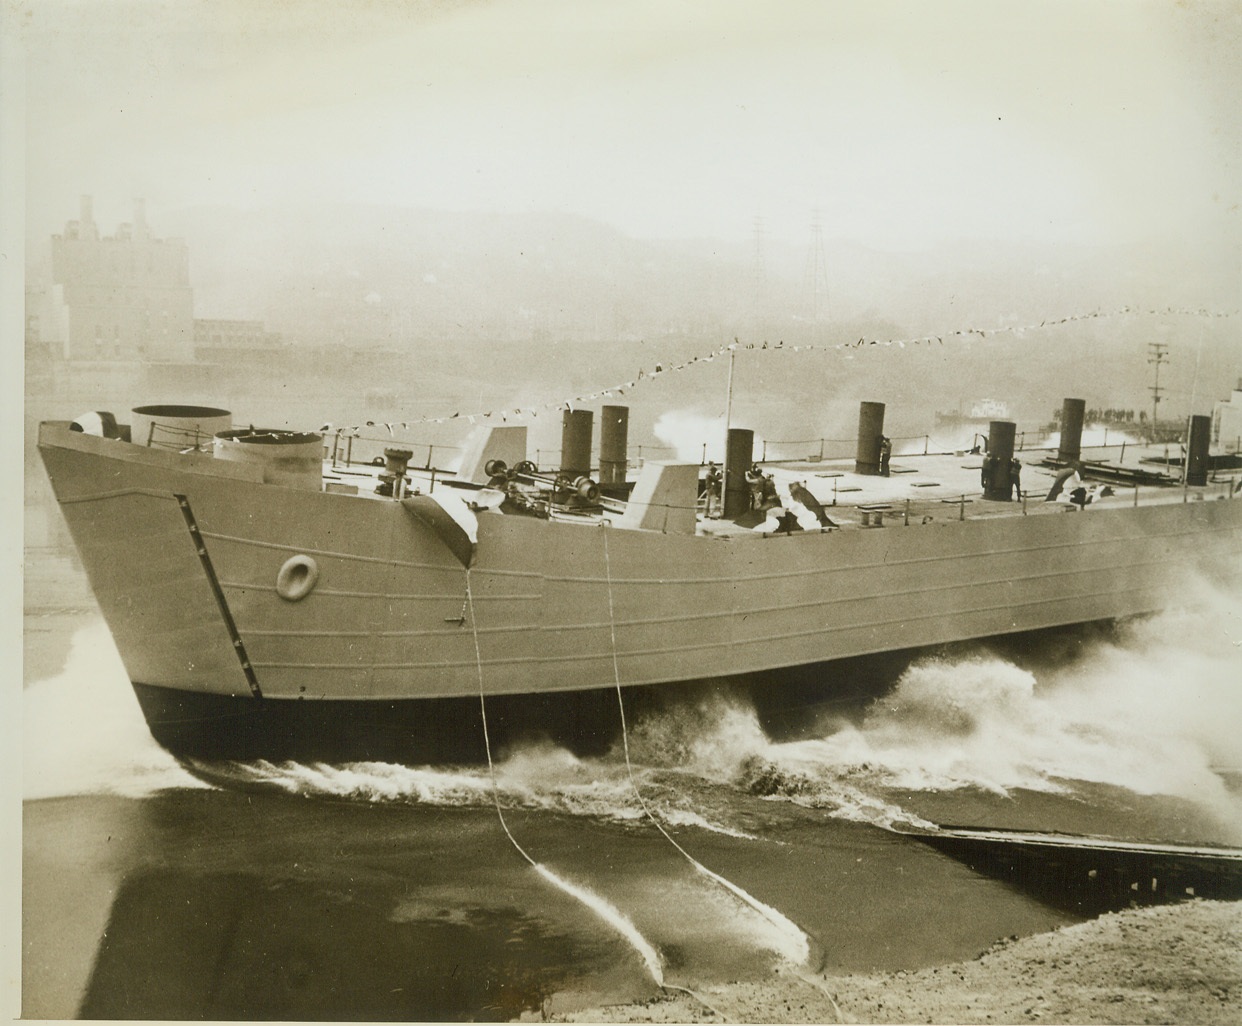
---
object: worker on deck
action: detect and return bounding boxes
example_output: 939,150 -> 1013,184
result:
760,473 -> 779,509
704,462 -> 722,517
981,453 -> 999,490
1010,458 -> 1022,500
879,436 -> 893,477
745,463 -> 765,510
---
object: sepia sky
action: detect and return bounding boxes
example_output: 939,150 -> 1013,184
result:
8,0 -> 1242,253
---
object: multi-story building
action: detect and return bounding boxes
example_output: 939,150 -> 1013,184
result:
193,317 -> 287,364
50,196 -> 195,362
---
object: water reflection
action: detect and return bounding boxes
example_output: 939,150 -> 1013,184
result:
25,791 -> 648,1021
81,870 -> 590,1021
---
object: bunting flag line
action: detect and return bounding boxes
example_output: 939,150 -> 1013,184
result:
323,305 -> 1235,441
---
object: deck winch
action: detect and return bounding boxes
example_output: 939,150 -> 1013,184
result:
376,447 -> 414,499
484,457 -> 600,512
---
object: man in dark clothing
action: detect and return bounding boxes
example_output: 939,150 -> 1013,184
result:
745,464 -> 765,510
704,462 -> 722,517
760,473 -> 779,508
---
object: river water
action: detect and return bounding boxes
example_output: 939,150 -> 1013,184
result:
22,500 -> 1242,1020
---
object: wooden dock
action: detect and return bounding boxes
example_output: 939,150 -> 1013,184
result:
900,825 -> 1242,913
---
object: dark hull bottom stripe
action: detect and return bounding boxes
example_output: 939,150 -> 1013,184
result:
131,620 -> 1126,765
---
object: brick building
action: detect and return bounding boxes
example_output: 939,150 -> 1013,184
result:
193,317 -> 287,363
50,196 -> 195,362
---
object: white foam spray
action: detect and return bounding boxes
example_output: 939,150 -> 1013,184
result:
225,757 -> 497,805
601,575 -> 1242,834
1045,426 -> 1144,450
829,583 -> 1242,813
652,409 -> 767,465
23,620 -> 207,799
532,863 -> 665,985
653,410 -> 721,462
645,580 -> 1242,837
623,690 -> 939,830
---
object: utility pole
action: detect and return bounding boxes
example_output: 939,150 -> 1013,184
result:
1147,342 -> 1169,441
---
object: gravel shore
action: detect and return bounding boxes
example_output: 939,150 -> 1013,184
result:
550,899 -> 1241,1024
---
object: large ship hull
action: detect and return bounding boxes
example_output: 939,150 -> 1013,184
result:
38,422 -> 1242,763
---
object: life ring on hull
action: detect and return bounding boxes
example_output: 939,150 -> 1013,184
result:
276,554 -> 320,601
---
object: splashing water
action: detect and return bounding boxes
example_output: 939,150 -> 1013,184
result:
653,409 -> 725,463
685,583 -> 1237,829
595,579 -> 1242,832
652,409 -> 767,465
531,863 -> 665,986
621,690 -> 941,830
23,620 -> 207,799
1045,426 -> 1144,450
214,757 -> 499,806
28,579 -> 1241,836
212,739 -> 759,839
840,593 -> 1242,812
175,580 -> 1242,837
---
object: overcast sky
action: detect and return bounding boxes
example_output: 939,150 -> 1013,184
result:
9,0 -> 1242,254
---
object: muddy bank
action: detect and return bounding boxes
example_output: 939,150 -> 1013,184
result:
547,899 -> 1241,1024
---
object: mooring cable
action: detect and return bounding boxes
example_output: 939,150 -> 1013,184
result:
599,523 -> 846,1023
464,568 -> 726,1020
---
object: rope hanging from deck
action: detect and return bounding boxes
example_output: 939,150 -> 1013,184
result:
464,568 -> 725,1017
599,522 -> 847,1019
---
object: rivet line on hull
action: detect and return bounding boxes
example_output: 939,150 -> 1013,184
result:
174,493 -> 263,699
242,574 -> 1197,674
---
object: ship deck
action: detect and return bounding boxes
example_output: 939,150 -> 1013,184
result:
335,441 -> 1242,537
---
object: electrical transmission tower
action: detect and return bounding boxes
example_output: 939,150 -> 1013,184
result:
1147,341 -> 1169,440
803,209 -> 829,333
